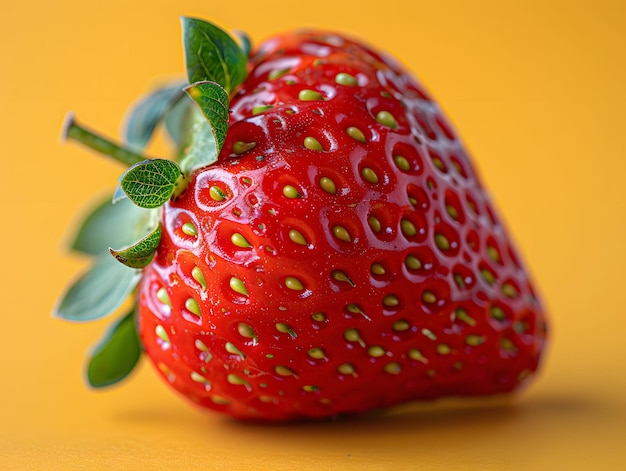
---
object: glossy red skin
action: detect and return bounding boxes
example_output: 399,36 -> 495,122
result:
138,31 -> 547,421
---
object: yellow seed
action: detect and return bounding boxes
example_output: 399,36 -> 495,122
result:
268,67 -> 290,80
307,347 -> 326,359
502,283 -> 518,298
209,186 -> 226,202
435,233 -> 451,251
382,294 -> 400,307
227,374 -> 249,386
501,338 -> 516,352
376,110 -> 397,128
401,219 -> 417,237
368,216 -> 381,233
304,136 -> 323,151
191,266 -> 207,290
311,312 -> 326,322
346,126 -> 366,143
285,276 -> 304,291
480,269 -> 496,286
230,277 -> 248,296
370,263 -> 386,276
337,363 -> 356,375
298,89 -> 324,101
185,297 -> 201,317
331,270 -> 354,286
432,157 -> 445,171
211,395 -> 230,405
288,229 -> 308,245
487,245 -> 501,263
394,155 -> 410,171
360,167 -> 379,184
231,233 -> 251,248
302,385 -> 320,392
368,346 -> 385,358
335,72 -> 357,86
466,335 -> 485,346
446,205 -> 459,220
282,184 -> 301,199
454,308 -> 476,326
191,371 -> 208,383
384,362 -> 402,375
233,141 -> 256,154
392,320 -> 410,332
343,328 -> 364,346
405,255 -> 422,270
408,348 -> 427,363
319,176 -> 337,194
225,342 -> 245,358
436,344 -> 451,355
237,323 -> 257,342
252,104 -> 273,115
275,323 -> 297,337
156,287 -> 171,306
422,291 -> 437,304
155,325 -> 169,343
275,365 -> 296,376
332,225 -> 351,242
182,222 -> 197,236
490,306 -> 506,321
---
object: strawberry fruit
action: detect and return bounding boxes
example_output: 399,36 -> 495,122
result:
56,17 -> 548,421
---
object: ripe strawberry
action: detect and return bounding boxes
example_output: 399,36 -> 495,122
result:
56,18 -> 547,421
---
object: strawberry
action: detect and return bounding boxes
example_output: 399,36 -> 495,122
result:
56,17 -> 548,421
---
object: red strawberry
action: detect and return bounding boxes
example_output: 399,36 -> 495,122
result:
56,18 -> 547,421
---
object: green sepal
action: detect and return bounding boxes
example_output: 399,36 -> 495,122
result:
120,159 -> 184,209
110,224 -> 162,269
70,194 -> 153,256
185,81 -> 229,155
164,95 -> 192,149
86,309 -> 142,388
124,82 -> 186,151
234,30 -> 253,57
178,107 -> 218,175
181,17 -> 248,93
54,255 -> 142,322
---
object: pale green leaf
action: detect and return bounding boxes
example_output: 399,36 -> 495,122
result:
120,159 -> 183,209
178,107 -> 218,175
124,82 -> 186,151
70,194 -> 153,256
87,309 -> 142,388
185,81 -> 229,154
181,17 -> 248,93
54,255 -> 141,322
110,224 -> 162,269
164,95 -> 192,149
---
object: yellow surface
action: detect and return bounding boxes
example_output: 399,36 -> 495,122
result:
1,0 -> 625,469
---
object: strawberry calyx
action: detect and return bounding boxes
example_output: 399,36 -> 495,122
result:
55,18 -> 250,387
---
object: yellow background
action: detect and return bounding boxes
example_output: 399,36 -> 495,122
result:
2,0 -> 625,469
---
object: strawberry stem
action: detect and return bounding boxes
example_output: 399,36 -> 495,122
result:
62,112 -> 149,167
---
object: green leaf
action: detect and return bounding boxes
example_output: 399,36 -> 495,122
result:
86,309 -> 142,388
233,30 -> 252,57
164,95 -> 192,149
70,194 -> 154,256
185,81 -> 229,154
124,82 -> 186,151
120,159 -> 183,209
181,17 -> 248,93
54,255 -> 141,322
110,224 -> 162,269
178,107 -> 218,174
